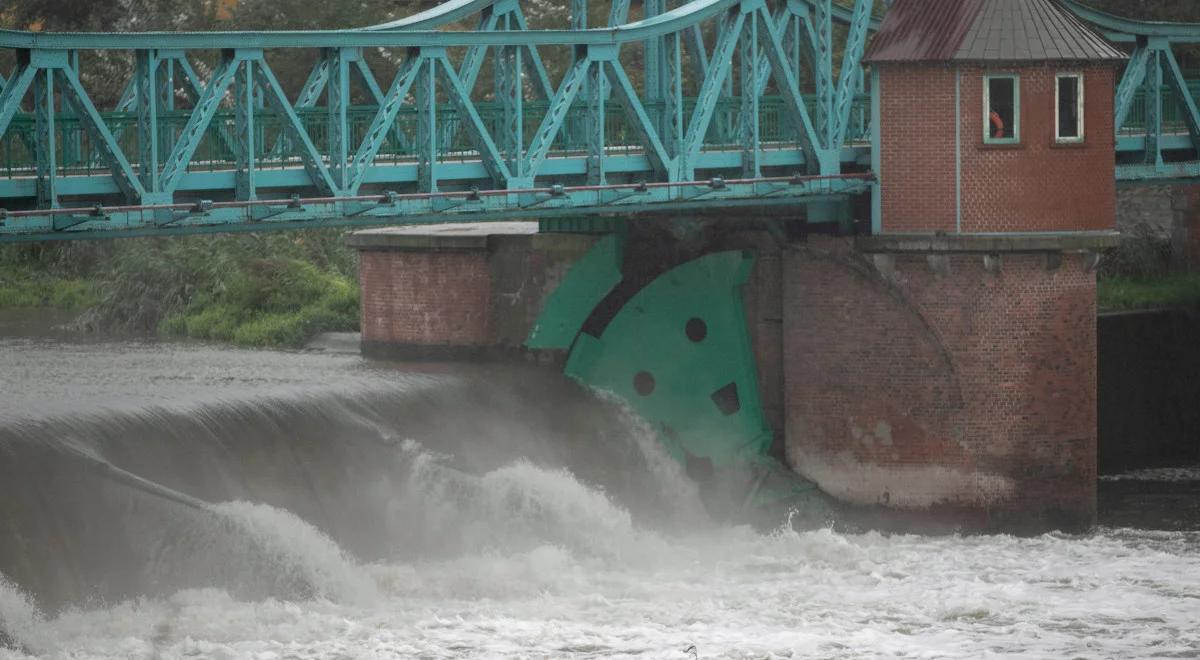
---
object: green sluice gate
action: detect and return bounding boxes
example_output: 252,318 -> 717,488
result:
527,234 -> 830,524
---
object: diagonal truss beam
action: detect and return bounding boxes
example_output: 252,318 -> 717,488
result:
1115,46 -> 1151,135
523,56 -> 589,179
158,54 -> 241,194
346,52 -> 423,195
831,0 -> 872,150
436,55 -> 511,185
0,62 -> 35,137
254,57 -> 339,195
56,66 -> 146,200
755,4 -> 824,170
682,9 -> 743,174
604,59 -> 671,177
1161,47 -> 1200,145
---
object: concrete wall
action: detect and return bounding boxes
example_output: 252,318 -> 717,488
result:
1098,310 -> 1200,472
783,236 -> 1100,532
878,61 -> 1117,233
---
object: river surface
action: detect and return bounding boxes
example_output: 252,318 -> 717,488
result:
0,327 -> 1198,659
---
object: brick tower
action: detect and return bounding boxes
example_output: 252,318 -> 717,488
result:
782,0 -> 1125,532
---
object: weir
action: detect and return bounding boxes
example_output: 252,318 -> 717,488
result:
2,0 -> 1200,548
0,361 -> 713,612
5,3 -> 1200,655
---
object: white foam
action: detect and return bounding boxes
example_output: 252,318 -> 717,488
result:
211,501 -> 379,606
401,453 -> 674,564
1100,465 -> 1200,482
0,573 -> 40,654
8,452 -> 1200,658
16,523 -> 1200,659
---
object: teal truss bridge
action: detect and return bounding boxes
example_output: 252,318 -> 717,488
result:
0,0 -> 1196,241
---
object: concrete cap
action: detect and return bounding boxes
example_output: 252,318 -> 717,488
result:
857,231 -> 1121,254
346,221 -> 539,250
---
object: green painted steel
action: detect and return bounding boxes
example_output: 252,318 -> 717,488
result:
5,0 -> 1200,240
522,239 -> 828,518
0,0 -> 882,241
525,233 -> 624,350
563,250 -> 772,465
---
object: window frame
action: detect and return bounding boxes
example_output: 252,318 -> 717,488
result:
1055,72 -> 1085,144
983,73 -> 1021,145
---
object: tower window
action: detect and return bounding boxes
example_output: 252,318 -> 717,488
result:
1057,73 -> 1084,142
984,74 -> 1020,145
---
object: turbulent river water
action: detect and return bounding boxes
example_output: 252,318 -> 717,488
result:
0,330 -> 1198,659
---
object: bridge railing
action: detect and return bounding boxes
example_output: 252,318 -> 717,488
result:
0,93 -> 872,179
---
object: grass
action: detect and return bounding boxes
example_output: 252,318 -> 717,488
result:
0,273 -> 97,310
1098,275 -> 1200,312
0,230 -> 359,348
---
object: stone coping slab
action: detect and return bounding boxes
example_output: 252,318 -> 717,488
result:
347,221 -> 539,250
857,231 -> 1121,254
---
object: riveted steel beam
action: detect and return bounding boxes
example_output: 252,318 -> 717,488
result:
158,52 -> 241,195
234,58 -> 257,200
56,65 -> 146,201
605,59 -> 671,178
415,56 -> 438,192
1114,46 -> 1150,136
32,68 -> 56,208
252,56 -> 338,196
135,50 -> 162,194
682,9 -> 743,178
1144,49 -> 1163,167
346,52 -> 423,195
435,54 -> 511,186
739,9 -> 761,177
523,56 -> 589,180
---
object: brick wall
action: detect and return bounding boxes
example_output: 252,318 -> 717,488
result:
783,237 -> 1098,531
358,249 -> 492,350
879,61 -> 1117,233
355,232 -> 602,359
879,65 -> 958,232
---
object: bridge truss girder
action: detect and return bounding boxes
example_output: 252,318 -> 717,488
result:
0,0 -> 877,242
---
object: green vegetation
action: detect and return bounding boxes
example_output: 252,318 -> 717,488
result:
1098,276 -> 1200,312
158,257 -> 358,347
0,272 -> 96,309
1098,231 -> 1200,312
0,230 -> 359,348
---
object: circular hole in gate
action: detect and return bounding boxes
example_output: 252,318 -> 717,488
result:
633,371 -> 656,396
685,317 -> 708,343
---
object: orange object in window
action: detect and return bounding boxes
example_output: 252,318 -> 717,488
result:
989,110 -> 1006,139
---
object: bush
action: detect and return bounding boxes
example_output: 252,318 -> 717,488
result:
1099,232 -> 1174,280
0,229 -> 360,348
166,257 -> 360,347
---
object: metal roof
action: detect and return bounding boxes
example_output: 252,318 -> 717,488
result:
864,0 -> 1126,63
864,0 -> 984,62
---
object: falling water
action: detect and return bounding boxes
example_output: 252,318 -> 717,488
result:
1,336 -> 1198,658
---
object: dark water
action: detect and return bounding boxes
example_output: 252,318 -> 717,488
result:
0,322 -> 1198,658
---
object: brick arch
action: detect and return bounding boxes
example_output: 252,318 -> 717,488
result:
782,241 -> 989,509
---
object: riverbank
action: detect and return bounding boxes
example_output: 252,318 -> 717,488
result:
1098,274 -> 1200,312
0,231 -> 358,348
